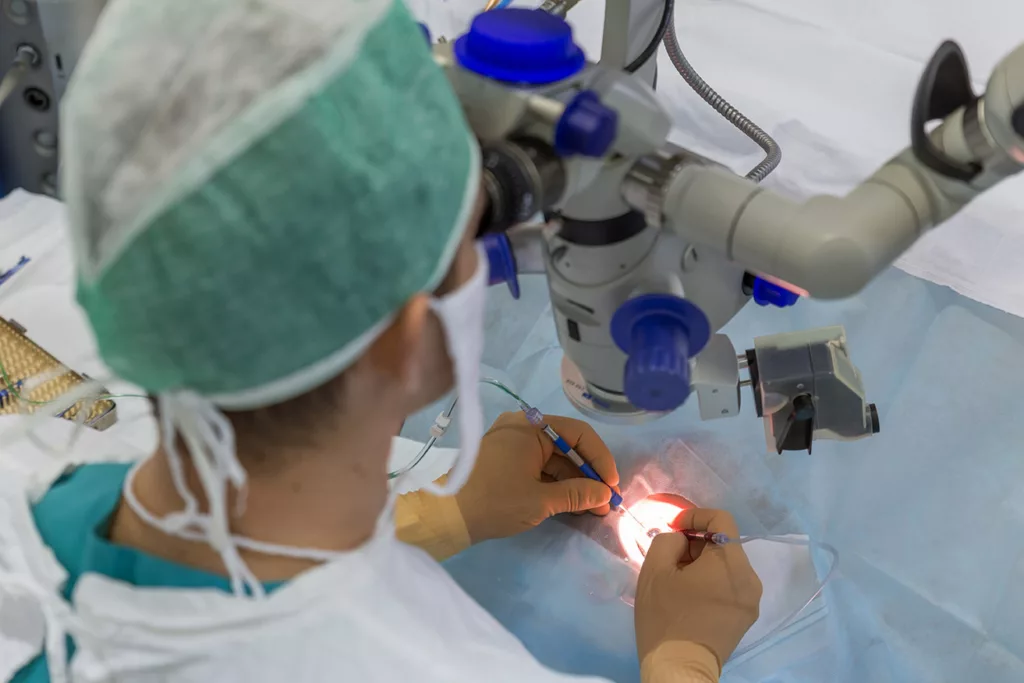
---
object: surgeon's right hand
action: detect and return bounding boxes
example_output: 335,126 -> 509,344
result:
634,508 -> 762,673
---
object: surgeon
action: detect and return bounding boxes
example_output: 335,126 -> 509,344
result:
0,0 -> 761,681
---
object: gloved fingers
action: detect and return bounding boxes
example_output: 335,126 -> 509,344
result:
669,508 -> 741,538
640,529 -> 690,571
544,477 -> 613,516
541,453 -> 580,481
541,415 -> 619,488
542,448 -> 619,515
668,508 -> 740,563
491,410 -> 530,428
542,459 -> 588,514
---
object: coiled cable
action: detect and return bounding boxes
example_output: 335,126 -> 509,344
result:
662,17 -> 781,182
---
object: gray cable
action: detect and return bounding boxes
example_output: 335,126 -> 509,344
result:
0,62 -> 28,109
662,17 -> 781,182
0,46 -> 40,111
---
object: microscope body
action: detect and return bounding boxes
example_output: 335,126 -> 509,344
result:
437,6 -> 1024,451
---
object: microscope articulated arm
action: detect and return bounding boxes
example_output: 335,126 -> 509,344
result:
649,42 -> 1024,299
662,150 -> 952,299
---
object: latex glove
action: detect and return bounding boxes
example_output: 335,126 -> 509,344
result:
396,474 -> 472,561
635,508 -> 762,672
454,411 -> 620,543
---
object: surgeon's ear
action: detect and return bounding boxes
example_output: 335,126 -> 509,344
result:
364,294 -> 433,401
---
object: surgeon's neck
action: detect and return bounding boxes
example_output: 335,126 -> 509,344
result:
109,414 -> 399,582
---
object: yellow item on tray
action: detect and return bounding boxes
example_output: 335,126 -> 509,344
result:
0,317 -> 117,429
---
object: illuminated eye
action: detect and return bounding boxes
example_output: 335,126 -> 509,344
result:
619,496 -> 691,565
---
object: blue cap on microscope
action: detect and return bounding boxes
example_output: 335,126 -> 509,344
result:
752,277 -> 800,308
481,233 -> 521,299
454,9 -> 586,85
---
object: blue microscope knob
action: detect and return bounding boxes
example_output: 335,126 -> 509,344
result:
611,295 -> 711,412
481,233 -> 521,299
622,318 -> 693,411
751,277 -> 800,308
554,91 -> 619,158
453,9 -> 585,85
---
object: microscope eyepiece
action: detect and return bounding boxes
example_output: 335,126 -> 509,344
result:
477,137 -> 566,235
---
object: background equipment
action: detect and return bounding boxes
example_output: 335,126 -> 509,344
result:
3,0 -> 1024,454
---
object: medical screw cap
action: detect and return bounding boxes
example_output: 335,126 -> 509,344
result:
481,233 -> 521,299
454,9 -> 585,85
611,295 -> 711,412
751,277 -> 800,308
554,91 -> 618,158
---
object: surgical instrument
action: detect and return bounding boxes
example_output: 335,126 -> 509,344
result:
680,529 -> 731,546
537,420 -> 650,531
539,421 -> 625,507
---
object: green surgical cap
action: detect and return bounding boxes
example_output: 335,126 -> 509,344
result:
62,0 -> 479,409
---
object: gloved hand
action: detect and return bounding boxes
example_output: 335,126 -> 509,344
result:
454,411 -> 620,543
634,507 -> 763,671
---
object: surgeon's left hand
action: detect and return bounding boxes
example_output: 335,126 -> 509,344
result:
454,411 -> 620,543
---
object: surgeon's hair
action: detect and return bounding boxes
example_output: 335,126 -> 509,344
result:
232,376 -> 351,465
150,373 -> 349,471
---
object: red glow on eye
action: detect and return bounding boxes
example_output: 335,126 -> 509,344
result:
618,497 -> 688,566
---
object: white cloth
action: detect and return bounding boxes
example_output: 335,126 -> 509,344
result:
0,424 -> 612,683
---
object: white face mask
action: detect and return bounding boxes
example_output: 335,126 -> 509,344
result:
122,242 -> 490,596
418,242 -> 489,496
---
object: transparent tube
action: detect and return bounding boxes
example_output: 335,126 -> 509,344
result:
389,377 -> 530,479
727,535 -> 839,661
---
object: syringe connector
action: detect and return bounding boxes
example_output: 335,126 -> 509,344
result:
681,529 -> 734,545
523,407 -> 544,426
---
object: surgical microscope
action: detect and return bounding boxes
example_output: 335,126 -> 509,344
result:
2,1 -> 1023,454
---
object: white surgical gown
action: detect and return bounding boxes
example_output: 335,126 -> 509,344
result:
0,446 -> 616,683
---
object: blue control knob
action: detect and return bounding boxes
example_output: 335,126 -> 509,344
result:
454,9 -> 585,85
481,233 -> 521,299
611,295 -> 711,412
555,91 -> 619,158
752,277 -> 800,308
